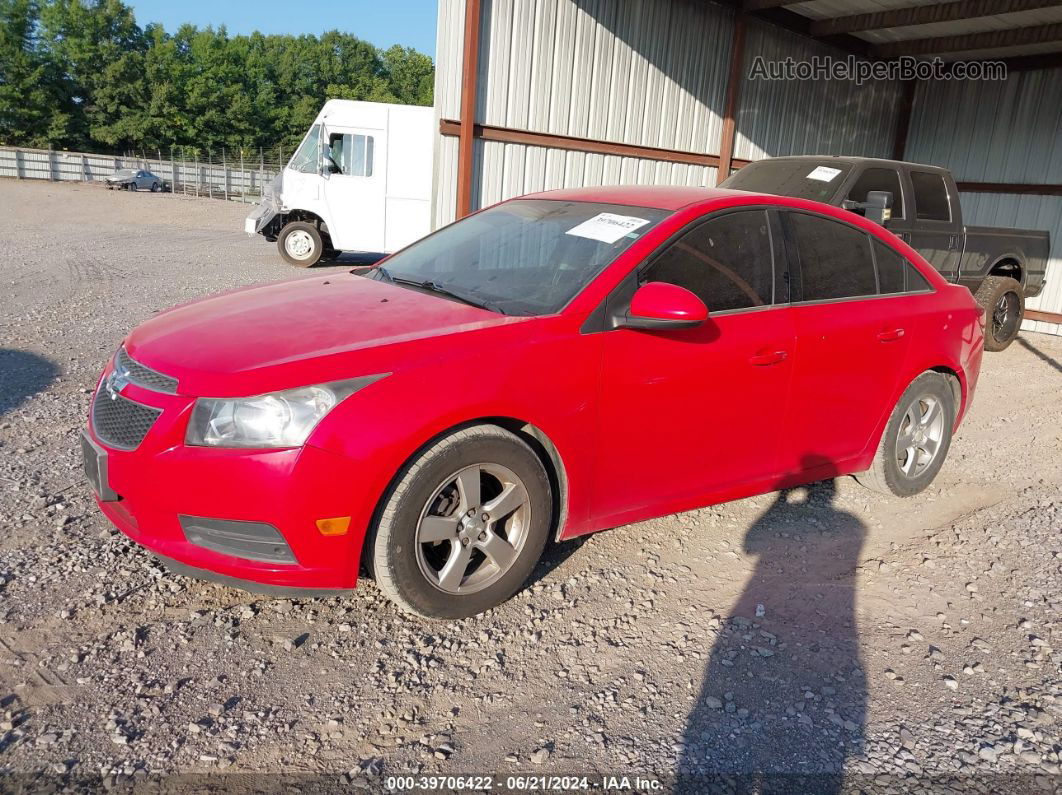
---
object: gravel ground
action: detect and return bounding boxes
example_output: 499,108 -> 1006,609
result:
0,180 -> 1060,791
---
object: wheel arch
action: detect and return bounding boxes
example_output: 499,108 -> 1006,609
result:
266,210 -> 330,240
988,256 -> 1024,286
362,416 -> 570,576
928,365 -> 964,427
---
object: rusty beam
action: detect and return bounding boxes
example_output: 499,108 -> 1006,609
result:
994,50 -> 1062,71
875,22 -> 1062,57
892,80 -> 917,161
440,120 -> 722,167
1025,309 -> 1062,325
742,0 -> 803,10
956,181 -> 1062,196
717,14 -> 748,183
455,0 -> 482,219
811,0 -> 1061,37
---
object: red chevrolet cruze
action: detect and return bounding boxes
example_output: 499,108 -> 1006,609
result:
84,187 -> 984,618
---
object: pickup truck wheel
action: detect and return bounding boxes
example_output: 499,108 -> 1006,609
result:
368,425 -> 553,619
855,372 -> 955,498
277,221 -> 323,267
975,275 -> 1024,352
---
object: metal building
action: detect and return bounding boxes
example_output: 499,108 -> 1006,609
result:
432,0 -> 1062,335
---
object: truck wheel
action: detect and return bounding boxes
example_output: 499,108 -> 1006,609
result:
368,425 -> 553,619
277,221 -> 324,267
975,275 -> 1024,352
855,372 -> 955,498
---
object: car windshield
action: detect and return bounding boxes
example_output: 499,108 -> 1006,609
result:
722,160 -> 852,202
114,169 -> 135,177
370,200 -> 669,316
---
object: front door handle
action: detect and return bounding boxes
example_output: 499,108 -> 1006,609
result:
877,328 -> 905,342
748,350 -> 789,366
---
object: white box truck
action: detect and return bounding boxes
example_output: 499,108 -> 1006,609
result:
245,100 -> 434,267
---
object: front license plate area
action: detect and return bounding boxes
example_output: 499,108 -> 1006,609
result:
81,431 -> 119,502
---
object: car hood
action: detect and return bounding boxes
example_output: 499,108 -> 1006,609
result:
125,273 -> 527,396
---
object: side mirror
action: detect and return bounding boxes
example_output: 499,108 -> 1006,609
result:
864,190 -> 893,225
618,282 -> 708,330
841,190 -> 893,225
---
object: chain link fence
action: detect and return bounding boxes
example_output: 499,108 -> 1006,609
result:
0,145 -> 291,203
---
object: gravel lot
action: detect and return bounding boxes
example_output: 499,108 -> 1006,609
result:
1,179 -> 1060,790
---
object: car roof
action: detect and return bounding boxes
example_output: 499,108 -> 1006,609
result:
741,155 -> 946,172
519,185 -> 760,210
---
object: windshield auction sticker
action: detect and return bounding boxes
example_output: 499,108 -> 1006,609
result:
566,213 -> 651,244
806,165 -> 843,182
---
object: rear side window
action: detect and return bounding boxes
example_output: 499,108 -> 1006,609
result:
847,168 -> 904,219
873,239 -> 906,294
907,262 -> 932,291
641,210 -> 774,312
788,212 -> 876,301
911,170 -> 951,221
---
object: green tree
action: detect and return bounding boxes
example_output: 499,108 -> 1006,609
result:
0,0 -> 434,152
0,0 -> 72,145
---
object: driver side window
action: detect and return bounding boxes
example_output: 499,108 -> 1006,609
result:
640,210 -> 775,313
846,167 -> 904,219
327,133 -> 374,177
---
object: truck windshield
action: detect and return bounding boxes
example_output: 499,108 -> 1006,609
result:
288,124 -> 321,174
370,200 -> 669,316
722,160 -> 852,202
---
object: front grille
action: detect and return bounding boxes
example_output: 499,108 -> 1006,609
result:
117,347 -> 178,394
91,388 -> 162,450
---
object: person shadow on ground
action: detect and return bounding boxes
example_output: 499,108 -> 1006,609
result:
677,457 -> 868,794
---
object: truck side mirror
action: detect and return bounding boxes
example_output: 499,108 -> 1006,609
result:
864,191 -> 893,225
842,191 -> 893,225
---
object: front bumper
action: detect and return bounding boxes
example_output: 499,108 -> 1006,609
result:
84,379 -> 373,591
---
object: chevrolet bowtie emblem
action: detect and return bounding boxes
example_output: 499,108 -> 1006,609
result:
105,368 -> 130,400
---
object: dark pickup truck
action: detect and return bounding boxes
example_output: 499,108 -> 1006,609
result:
721,156 -> 1050,351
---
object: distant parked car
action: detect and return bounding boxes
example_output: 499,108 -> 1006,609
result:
106,169 -> 165,192
84,186 -> 985,618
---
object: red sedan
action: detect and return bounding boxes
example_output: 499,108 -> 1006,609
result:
83,187 -> 984,618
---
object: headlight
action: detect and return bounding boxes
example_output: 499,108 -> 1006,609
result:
186,376 -> 386,448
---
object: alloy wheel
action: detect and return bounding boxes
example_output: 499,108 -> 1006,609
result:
894,394 -> 946,478
992,291 -> 1019,344
415,463 -> 531,594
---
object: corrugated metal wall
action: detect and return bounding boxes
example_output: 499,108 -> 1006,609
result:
733,20 -> 904,162
433,0 -> 733,226
905,68 -> 1062,335
433,0 -> 1059,336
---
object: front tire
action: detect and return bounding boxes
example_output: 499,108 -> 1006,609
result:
151,181 -> 161,192
975,275 -> 1023,352
856,372 -> 956,497
277,221 -> 324,267
368,425 -> 553,619
127,182 -> 137,192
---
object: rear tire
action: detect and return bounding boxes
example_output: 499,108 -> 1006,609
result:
975,275 -> 1023,352
856,372 -> 955,497
368,425 -> 553,619
277,221 -> 323,267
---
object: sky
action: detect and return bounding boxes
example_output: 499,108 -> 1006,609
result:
127,0 -> 439,57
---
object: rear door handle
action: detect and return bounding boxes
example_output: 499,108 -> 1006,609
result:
877,328 -> 905,342
748,350 -> 789,366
